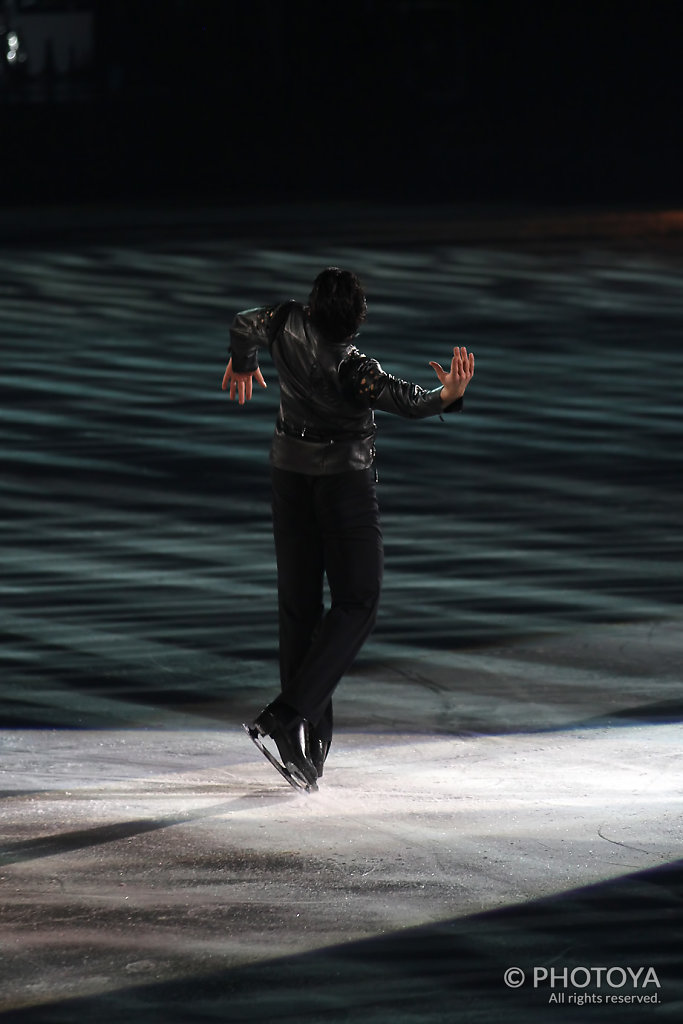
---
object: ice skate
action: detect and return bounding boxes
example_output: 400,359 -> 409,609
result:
243,708 -> 318,792
306,724 -> 331,779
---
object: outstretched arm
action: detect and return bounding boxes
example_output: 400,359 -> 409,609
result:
429,346 -> 475,406
221,357 -> 267,405
341,345 -> 475,419
222,304 -> 278,405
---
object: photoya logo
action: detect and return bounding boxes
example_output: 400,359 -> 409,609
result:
504,965 -> 661,994
532,967 -> 660,989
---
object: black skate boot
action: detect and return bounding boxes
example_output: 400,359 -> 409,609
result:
244,706 -> 318,792
306,724 -> 331,779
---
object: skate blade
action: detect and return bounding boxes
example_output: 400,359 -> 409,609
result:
242,723 -> 316,793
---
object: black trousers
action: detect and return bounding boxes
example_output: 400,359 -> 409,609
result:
269,466 -> 383,742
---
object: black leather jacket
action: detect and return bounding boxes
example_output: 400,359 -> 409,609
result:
229,301 -> 463,474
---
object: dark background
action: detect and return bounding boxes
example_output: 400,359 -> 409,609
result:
2,0 -> 682,209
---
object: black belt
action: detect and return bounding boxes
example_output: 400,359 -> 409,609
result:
278,418 -> 368,445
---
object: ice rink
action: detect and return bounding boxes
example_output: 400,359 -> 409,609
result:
1,205 -> 682,1021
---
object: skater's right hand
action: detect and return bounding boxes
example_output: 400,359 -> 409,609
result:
221,358 -> 267,405
429,346 -> 474,405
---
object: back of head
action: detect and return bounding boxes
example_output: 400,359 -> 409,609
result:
309,267 -> 367,342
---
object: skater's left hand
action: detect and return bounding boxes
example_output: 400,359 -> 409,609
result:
222,358 -> 267,405
429,346 -> 474,405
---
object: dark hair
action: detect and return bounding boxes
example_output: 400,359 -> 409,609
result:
309,267 -> 367,341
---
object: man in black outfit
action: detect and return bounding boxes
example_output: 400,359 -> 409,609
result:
222,268 -> 474,791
